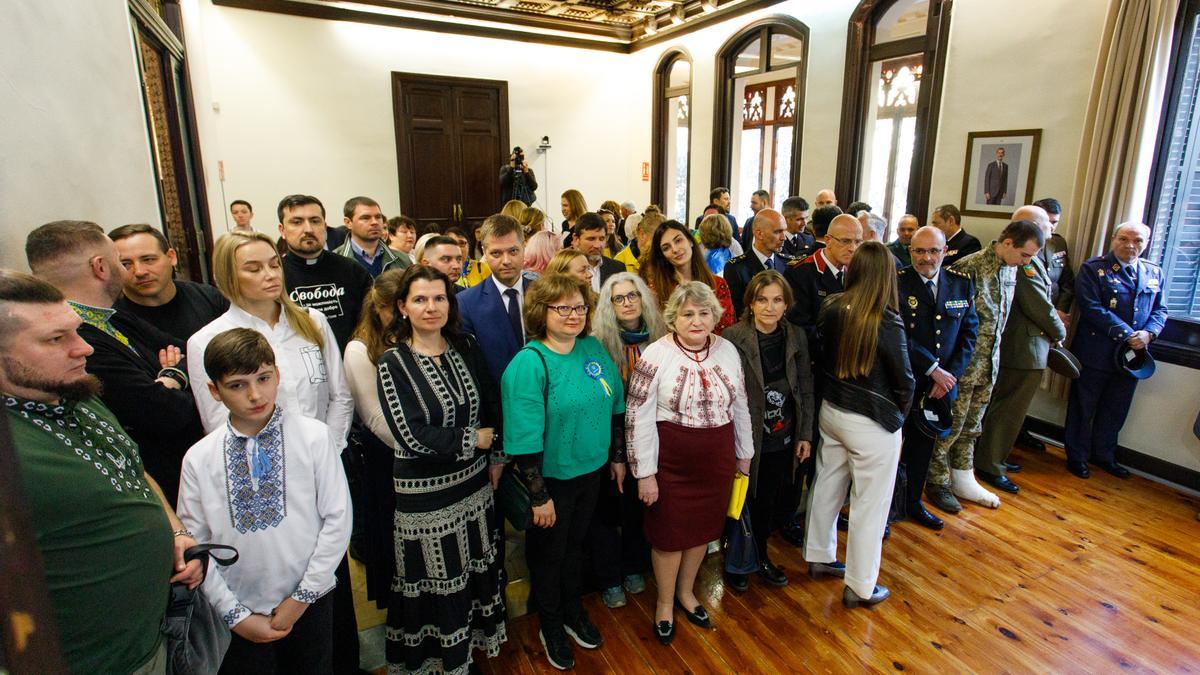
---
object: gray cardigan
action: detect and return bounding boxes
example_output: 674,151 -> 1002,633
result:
722,319 -> 815,496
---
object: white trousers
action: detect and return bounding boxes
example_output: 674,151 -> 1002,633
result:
804,402 -> 901,598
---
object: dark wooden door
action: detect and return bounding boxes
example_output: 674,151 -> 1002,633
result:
393,73 -> 508,237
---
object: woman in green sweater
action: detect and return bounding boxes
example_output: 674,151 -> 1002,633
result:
501,273 -> 625,672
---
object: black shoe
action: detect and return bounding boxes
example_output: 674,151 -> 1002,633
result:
1067,460 -> 1090,479
674,598 -> 712,629
906,502 -> 944,530
539,627 -> 575,670
977,471 -> 1020,494
653,620 -> 675,645
926,485 -> 962,514
563,612 -> 602,649
724,571 -> 749,592
836,512 -> 850,531
758,560 -> 789,587
842,584 -> 890,608
1005,462 -> 1023,473
807,560 -> 846,579
778,521 -> 805,547
1094,461 -> 1131,479
1017,431 -> 1046,452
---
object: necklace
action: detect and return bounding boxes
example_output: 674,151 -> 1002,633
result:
673,334 -> 712,389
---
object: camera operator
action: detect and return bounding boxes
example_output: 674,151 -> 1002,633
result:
500,146 -> 538,206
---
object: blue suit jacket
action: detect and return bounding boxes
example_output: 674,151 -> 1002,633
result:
458,274 -> 533,383
897,266 -> 979,403
1072,252 -> 1169,372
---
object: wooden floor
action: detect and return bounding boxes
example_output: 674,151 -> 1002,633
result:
472,445 -> 1200,674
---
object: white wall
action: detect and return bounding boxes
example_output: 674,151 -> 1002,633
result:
0,0 -> 161,271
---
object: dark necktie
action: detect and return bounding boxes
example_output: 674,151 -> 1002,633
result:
504,288 -> 522,342
926,279 -> 935,299
1126,265 -> 1136,280
835,270 -> 844,287
765,255 -> 774,271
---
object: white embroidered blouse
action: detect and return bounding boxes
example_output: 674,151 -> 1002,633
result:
186,304 -> 353,445
624,334 -> 754,479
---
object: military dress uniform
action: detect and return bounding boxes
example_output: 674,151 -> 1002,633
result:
943,229 -> 983,267
897,266 -> 979,510
782,230 -> 817,259
888,240 -> 913,268
724,248 -> 791,318
1064,253 -> 1168,466
926,246 -> 1016,505
1039,232 -> 1075,312
975,257 -> 1067,481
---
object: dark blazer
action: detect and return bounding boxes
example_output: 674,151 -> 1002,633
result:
816,302 -> 915,433
723,320 -> 814,495
943,229 -> 982,266
1000,257 -> 1067,370
782,231 -> 817,259
724,250 -> 790,318
888,240 -> 912,268
783,251 -> 844,354
897,266 -> 979,403
1038,232 -> 1075,311
597,256 -> 626,287
1072,252 -> 1169,373
77,310 -> 206,504
325,225 -> 348,251
457,274 -> 534,383
984,160 -> 1009,203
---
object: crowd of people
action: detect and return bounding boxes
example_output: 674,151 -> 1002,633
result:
0,182 -> 1168,674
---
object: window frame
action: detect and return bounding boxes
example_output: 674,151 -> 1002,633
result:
710,16 -> 810,197
1143,0 -> 1200,369
834,0 -> 950,225
651,48 -> 693,222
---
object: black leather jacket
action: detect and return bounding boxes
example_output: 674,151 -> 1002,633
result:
817,298 -> 915,433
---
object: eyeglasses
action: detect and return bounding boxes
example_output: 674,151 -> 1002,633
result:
910,247 -> 944,256
829,236 -> 864,247
548,304 -> 589,317
611,291 -> 642,305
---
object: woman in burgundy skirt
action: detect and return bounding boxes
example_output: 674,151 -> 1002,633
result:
626,281 -> 754,645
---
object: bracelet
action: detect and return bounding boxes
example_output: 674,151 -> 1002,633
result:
173,528 -> 193,538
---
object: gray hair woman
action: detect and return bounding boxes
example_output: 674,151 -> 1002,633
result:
625,281 -> 754,644
587,272 -> 667,609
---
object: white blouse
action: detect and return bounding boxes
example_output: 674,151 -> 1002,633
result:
177,409 -> 351,626
624,334 -> 754,479
343,339 -> 398,448
186,304 -> 353,446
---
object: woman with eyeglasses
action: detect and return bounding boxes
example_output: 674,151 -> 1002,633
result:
641,219 -> 736,335
586,272 -> 667,608
500,274 -> 625,671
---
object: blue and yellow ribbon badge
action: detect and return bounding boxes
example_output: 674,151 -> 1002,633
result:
584,359 -> 613,397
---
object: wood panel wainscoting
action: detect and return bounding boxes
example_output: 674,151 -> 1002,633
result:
366,442 -> 1199,673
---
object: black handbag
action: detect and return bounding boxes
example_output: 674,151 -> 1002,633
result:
495,346 -> 551,530
163,544 -> 239,675
723,503 -> 761,575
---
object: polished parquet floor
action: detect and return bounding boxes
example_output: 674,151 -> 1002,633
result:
469,444 -> 1200,674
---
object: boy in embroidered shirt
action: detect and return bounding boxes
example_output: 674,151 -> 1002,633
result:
177,328 -> 351,673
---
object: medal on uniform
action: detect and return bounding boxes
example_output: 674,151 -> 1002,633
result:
584,359 -> 613,397
908,296 -> 918,309
1109,298 -> 1117,309
1112,263 -> 1120,272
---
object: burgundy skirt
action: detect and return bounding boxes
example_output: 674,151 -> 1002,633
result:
644,421 -> 736,552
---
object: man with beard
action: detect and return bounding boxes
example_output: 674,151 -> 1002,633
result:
25,220 -> 206,505
276,194 -> 374,351
0,270 -> 204,674
572,212 -> 625,294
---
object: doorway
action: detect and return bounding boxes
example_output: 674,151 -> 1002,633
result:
391,72 -> 509,244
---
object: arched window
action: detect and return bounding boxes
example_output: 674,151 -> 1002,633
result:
652,50 -> 692,222
712,17 -> 809,225
835,0 -> 951,226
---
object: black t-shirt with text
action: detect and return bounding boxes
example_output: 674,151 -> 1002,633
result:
281,250 -> 373,351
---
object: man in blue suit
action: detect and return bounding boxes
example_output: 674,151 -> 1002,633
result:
1065,222 -> 1168,479
457,214 -> 533,387
896,226 -> 979,529
724,209 -> 791,318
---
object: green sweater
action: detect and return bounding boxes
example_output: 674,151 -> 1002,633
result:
501,336 -> 625,480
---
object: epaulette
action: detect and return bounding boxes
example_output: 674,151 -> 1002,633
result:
946,267 -> 970,278
787,256 -> 812,268
728,254 -> 747,264
897,267 -> 912,276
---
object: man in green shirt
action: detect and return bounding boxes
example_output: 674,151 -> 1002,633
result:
0,270 -> 203,674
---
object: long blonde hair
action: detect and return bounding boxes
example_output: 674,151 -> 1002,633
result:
212,232 -> 325,350
833,241 -> 898,379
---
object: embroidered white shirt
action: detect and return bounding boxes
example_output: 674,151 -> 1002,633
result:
177,408 -> 351,627
624,335 -> 754,478
186,304 -> 353,445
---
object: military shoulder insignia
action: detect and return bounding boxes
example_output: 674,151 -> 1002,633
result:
908,295 -> 918,308
728,254 -> 746,264
946,267 -> 970,278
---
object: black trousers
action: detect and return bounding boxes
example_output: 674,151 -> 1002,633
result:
525,467 -> 603,632
586,470 -> 648,589
750,449 -> 793,560
900,414 -> 935,507
220,591 -> 335,675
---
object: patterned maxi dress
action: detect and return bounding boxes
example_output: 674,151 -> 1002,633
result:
377,337 -> 506,674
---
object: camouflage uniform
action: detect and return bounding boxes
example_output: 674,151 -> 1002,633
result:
926,245 -> 1016,488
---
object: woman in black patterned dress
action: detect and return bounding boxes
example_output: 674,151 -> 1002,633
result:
377,266 -> 507,673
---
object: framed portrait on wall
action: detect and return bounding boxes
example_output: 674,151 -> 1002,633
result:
959,129 -> 1041,218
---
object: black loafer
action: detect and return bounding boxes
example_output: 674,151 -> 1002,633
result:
906,502 -> 944,531
674,598 -> 712,629
1017,431 -> 1046,452
1094,461 -> 1131,479
758,560 -> 788,587
926,485 -> 962,514
1067,460 -> 1090,479
977,471 -> 1020,494
778,521 -> 805,547
1005,462 -> 1023,473
654,620 -> 675,645
724,572 -> 749,593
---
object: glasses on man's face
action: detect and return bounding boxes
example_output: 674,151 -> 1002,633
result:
830,236 -> 864,247
549,304 -> 589,317
611,291 -> 642,305
911,247 -> 943,256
